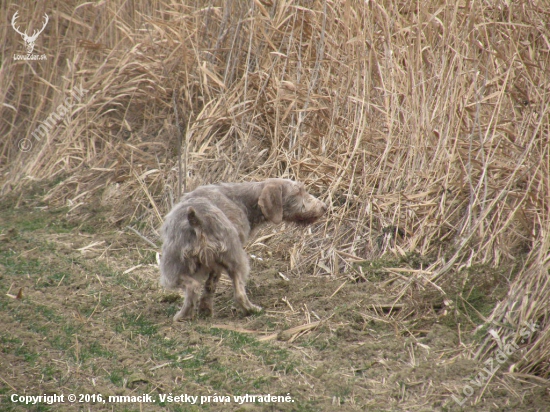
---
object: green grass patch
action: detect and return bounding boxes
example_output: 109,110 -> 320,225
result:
1,254 -> 42,276
108,368 -> 128,387
115,312 -> 159,336
208,328 -> 258,351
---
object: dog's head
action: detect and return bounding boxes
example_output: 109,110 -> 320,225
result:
259,179 -> 327,225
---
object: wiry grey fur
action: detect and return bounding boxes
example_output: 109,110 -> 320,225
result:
160,178 -> 327,321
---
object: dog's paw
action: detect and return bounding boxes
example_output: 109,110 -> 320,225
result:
245,304 -> 263,316
198,297 -> 213,317
198,306 -> 213,317
173,312 -> 195,322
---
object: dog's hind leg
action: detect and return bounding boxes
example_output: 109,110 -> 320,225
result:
173,276 -> 201,321
198,272 -> 221,316
225,250 -> 262,315
233,276 -> 262,315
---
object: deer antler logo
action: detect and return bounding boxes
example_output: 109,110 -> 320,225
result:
11,11 -> 49,54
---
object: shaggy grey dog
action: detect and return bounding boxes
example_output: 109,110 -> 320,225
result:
160,178 -> 327,321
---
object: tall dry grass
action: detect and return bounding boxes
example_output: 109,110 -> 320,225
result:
1,1 -> 549,376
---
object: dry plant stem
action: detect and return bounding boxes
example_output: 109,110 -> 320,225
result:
125,226 -> 158,249
173,89 -> 183,202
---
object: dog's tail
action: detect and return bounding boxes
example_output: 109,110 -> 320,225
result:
159,206 -> 201,289
159,202 -> 238,289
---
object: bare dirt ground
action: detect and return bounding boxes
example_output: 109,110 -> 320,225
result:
1,191 -> 548,411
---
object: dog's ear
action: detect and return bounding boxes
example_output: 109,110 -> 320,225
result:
187,206 -> 201,227
258,183 -> 283,224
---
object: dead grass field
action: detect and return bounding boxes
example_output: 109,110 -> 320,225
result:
1,0 -> 550,410
1,190 -> 547,411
